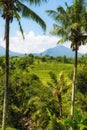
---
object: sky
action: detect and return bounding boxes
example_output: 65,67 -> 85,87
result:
0,0 -> 87,54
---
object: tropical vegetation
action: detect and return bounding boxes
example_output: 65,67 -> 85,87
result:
0,55 -> 87,130
0,0 -> 47,130
46,1 -> 87,129
0,0 -> 87,130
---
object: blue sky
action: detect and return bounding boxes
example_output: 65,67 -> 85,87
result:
0,0 -> 73,36
0,0 -> 87,54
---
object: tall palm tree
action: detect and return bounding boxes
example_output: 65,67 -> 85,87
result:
0,0 -> 47,130
46,0 -> 87,124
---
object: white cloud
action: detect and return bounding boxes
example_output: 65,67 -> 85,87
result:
79,45 -> 87,54
0,31 -> 58,54
0,31 -> 87,54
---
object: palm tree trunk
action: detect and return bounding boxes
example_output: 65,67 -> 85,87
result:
2,16 -> 10,130
71,43 -> 78,130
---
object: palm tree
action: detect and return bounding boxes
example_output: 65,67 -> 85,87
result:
49,71 -> 62,117
46,0 -> 87,124
0,0 -> 47,130
48,71 -> 70,117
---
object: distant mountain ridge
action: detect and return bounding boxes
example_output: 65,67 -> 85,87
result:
0,45 -> 82,57
0,46 -> 24,56
35,45 -> 82,57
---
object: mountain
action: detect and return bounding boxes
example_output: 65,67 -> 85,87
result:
0,45 -> 82,57
35,45 -> 82,58
0,46 -> 24,56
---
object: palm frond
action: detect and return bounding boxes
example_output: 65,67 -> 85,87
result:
81,35 -> 87,45
53,24 -> 69,36
18,1 -> 46,31
46,10 -> 57,17
17,18 -> 25,39
14,11 -> 20,20
50,24 -> 69,44
13,11 -> 25,39
29,0 -> 47,5
20,0 -> 47,5
55,13 -> 69,24
57,6 -> 66,14
49,71 -> 58,86
57,36 -> 68,44
47,7 -> 71,26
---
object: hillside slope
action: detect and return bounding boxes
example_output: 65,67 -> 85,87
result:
36,45 -> 82,57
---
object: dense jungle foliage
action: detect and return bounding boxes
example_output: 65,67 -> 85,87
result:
0,54 -> 87,130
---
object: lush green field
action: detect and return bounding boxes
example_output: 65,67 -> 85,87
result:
29,63 -> 73,83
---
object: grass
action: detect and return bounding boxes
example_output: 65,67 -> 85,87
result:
0,126 -> 17,130
29,63 -> 73,83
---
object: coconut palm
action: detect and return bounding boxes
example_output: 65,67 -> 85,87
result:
0,0 -> 47,130
46,0 -> 87,123
48,71 -> 70,118
49,71 -> 62,117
